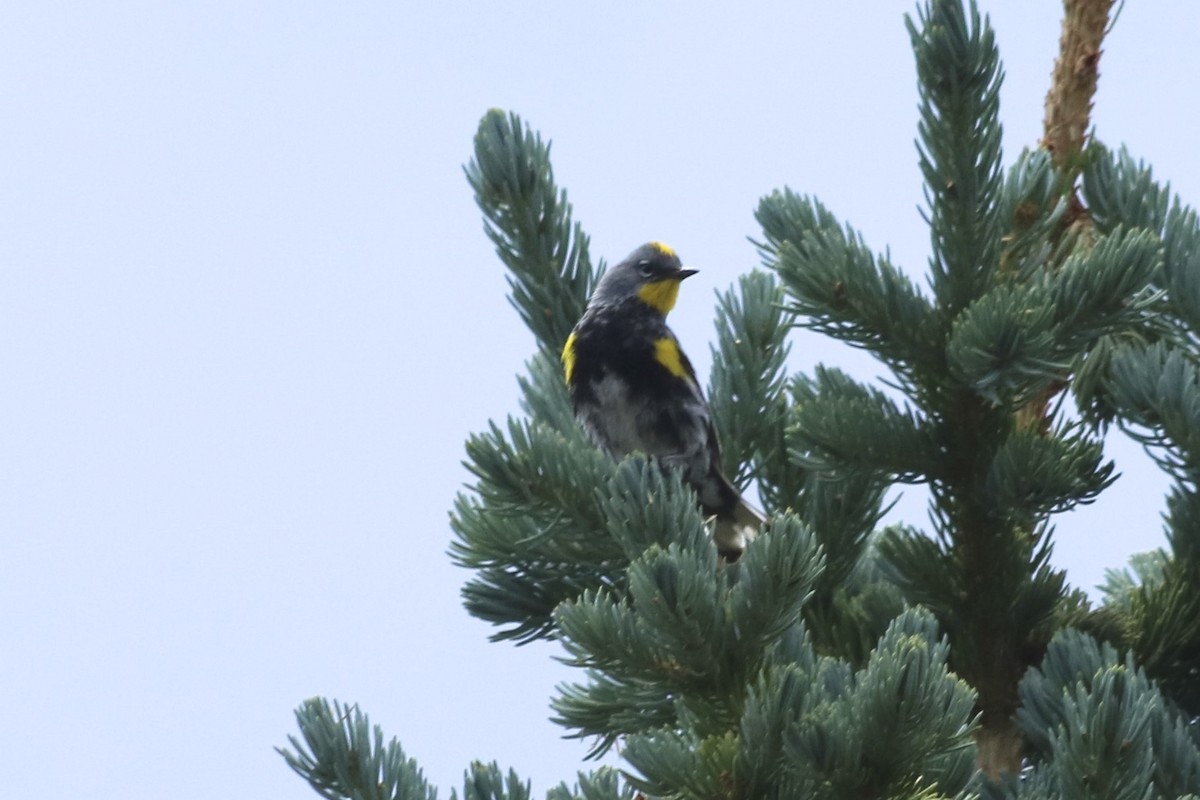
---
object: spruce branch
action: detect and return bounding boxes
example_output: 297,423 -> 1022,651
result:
621,728 -> 741,800
946,226 -> 1159,406
708,270 -> 793,488
453,433 -> 754,643
458,764 -> 533,800
910,0 -> 1005,314
983,424 -> 1113,518
1084,147 -> 1200,337
551,672 -> 682,758
619,611 -> 977,800
1104,341 -> 1200,479
752,1 -> 1145,779
1082,145 -> 1172,237
553,550 -> 730,690
788,369 -> 939,482
450,418 -> 626,643
780,610 -> 978,799
755,366 -> 884,535
279,698 -> 635,800
1016,630 -> 1200,799
996,148 -> 1069,281
1083,336 -> 1200,717
1159,204 -> 1200,335
876,524 -> 958,617
596,459 -> 714,561
465,109 -> 600,352
545,769 -> 636,800
278,699 -> 437,800
1163,485 -> 1200,571
518,349 -> 580,438
945,283 -> 1065,404
1044,226 -> 1161,349
800,551 -> 909,669
280,1 -> 1200,796
1125,565 -> 1200,718
1098,550 -> 1168,610
734,661 -> 819,800
755,189 -> 940,381
551,515 -> 826,753
1074,142 -> 1200,450
783,464 -> 886,595
458,419 -> 607,526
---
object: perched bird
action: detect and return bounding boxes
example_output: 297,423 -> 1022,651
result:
562,241 -> 765,558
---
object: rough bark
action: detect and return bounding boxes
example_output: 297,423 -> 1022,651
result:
1016,0 -> 1115,436
996,1 -> 1117,779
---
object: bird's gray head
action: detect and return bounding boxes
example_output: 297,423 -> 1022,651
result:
588,241 -> 698,314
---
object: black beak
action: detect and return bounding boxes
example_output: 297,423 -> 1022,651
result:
676,268 -> 698,280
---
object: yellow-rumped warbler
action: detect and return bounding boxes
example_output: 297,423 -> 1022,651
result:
562,241 -> 765,558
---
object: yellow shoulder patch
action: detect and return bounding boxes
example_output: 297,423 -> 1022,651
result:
650,241 -> 677,259
653,337 -> 690,379
562,332 -> 577,384
637,279 -> 682,314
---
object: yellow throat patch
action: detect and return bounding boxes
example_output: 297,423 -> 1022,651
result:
637,279 -> 682,314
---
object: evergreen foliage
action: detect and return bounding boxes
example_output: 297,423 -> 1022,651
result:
282,1 -> 1200,797
280,699 -> 634,800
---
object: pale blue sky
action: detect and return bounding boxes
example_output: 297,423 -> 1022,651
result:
3,2 -> 1197,797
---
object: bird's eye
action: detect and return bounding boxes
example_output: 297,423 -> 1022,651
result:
637,261 -> 654,277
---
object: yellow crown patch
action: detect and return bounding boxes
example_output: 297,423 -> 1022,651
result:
649,241 -> 677,259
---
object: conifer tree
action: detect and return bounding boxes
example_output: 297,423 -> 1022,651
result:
279,1 -> 1200,797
